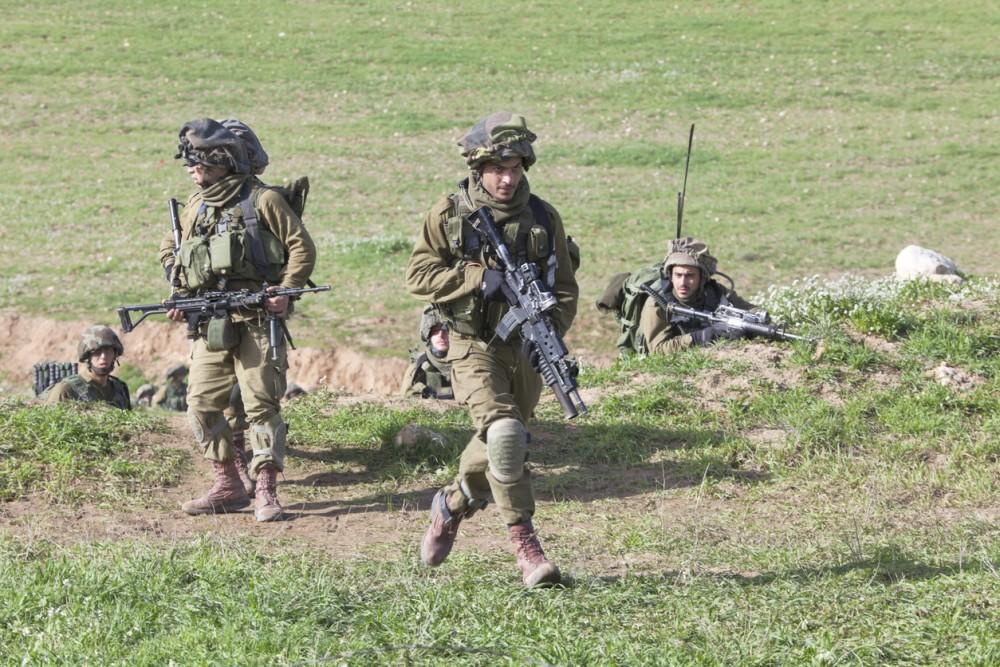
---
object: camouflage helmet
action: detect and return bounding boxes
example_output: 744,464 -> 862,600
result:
77,325 -> 124,362
418,306 -> 447,343
221,118 -> 269,175
663,237 -> 718,279
283,383 -> 307,400
175,118 -> 250,174
165,363 -> 188,380
136,383 -> 156,400
459,112 -> 537,171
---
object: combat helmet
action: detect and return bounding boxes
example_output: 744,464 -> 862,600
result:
175,118 -> 250,174
663,237 -> 717,282
165,363 -> 188,380
221,119 -> 269,175
418,306 -> 448,343
77,325 -> 124,363
459,112 -> 537,171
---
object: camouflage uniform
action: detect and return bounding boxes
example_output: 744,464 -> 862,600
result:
406,112 -> 577,586
45,325 -> 131,410
400,306 -> 454,399
162,118 -> 316,521
153,363 -> 188,411
638,237 -> 755,354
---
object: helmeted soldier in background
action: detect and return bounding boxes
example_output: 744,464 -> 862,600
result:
406,112 -> 578,587
636,237 -> 756,354
160,118 -> 316,521
400,306 -> 453,399
153,363 -> 188,411
135,383 -> 157,407
45,325 -> 131,410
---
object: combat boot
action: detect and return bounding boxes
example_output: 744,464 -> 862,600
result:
420,489 -> 464,566
254,463 -> 283,522
181,459 -> 250,515
232,429 -> 255,496
509,521 -> 561,587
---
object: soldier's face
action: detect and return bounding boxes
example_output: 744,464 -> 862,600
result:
479,157 -> 524,202
90,346 -> 117,375
671,266 -> 702,301
429,325 -> 449,354
186,162 -> 229,187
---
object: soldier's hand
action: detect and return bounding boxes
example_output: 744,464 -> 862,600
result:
265,287 -> 289,316
166,308 -> 185,323
690,322 -> 731,345
521,339 -> 544,373
481,269 -> 506,302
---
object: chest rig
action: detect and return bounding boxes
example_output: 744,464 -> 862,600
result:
656,279 -> 731,335
437,181 -> 559,338
179,182 -> 286,292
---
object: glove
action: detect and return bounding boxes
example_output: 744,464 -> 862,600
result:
521,339 -> 543,373
689,322 -> 732,345
481,269 -> 506,302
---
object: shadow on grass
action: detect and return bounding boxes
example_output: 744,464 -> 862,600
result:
281,419 -> 770,518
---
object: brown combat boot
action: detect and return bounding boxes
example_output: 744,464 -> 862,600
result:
420,489 -> 464,566
509,521 -> 561,587
181,459 -> 250,515
232,430 -> 255,496
254,463 -> 283,522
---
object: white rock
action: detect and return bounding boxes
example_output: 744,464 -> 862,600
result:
895,245 -> 962,282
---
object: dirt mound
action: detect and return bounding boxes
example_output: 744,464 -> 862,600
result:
0,310 -> 406,396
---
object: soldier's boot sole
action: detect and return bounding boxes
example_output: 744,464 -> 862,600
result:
181,496 -> 251,516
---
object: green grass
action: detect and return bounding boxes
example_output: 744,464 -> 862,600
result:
1,0 -> 998,353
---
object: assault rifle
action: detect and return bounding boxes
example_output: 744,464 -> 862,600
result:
116,285 -> 331,360
468,206 -> 587,419
639,284 -> 808,343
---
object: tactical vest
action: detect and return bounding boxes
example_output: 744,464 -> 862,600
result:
600,266 -> 731,356
59,374 -> 131,410
410,350 -> 454,399
436,180 -> 576,339
178,182 -> 288,291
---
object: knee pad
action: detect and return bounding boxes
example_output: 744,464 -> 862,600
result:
486,418 -> 528,484
248,414 -> 287,466
187,409 -> 229,449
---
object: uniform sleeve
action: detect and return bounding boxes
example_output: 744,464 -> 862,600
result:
45,381 -> 73,404
405,198 -> 485,304
399,360 -> 427,397
544,203 -> 579,335
257,189 -> 317,289
639,298 -> 695,355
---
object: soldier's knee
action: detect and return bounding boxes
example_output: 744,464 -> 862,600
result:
248,414 -> 287,469
187,409 -> 228,447
486,417 -> 528,484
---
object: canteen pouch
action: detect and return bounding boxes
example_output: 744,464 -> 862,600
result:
209,231 -> 243,276
205,315 -> 238,352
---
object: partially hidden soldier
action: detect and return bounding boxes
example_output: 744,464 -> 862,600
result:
45,325 -> 131,409
161,118 -> 316,521
226,382 -> 254,496
153,363 -> 188,411
600,237 -> 756,355
135,383 -> 157,407
405,112 -> 578,587
399,305 -> 454,399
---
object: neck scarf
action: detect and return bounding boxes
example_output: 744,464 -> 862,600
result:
200,173 -> 249,208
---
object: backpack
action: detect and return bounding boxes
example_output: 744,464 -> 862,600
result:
596,263 -> 665,356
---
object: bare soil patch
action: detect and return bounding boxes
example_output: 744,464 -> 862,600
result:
0,310 -> 407,396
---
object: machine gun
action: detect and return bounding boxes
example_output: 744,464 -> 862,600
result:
116,285 -> 331,360
468,206 -> 586,419
639,284 -> 808,343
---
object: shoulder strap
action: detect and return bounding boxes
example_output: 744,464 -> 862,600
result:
240,181 -> 270,279
527,195 -> 559,286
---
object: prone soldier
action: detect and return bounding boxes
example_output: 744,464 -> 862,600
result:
405,112 -> 578,587
45,325 -> 131,410
153,363 -> 188,411
399,306 -> 454,400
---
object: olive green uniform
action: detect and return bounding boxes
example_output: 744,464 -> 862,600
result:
405,178 -> 578,525
46,367 -> 131,410
638,280 -> 754,354
400,346 -> 454,399
158,179 -> 316,476
153,378 -> 188,411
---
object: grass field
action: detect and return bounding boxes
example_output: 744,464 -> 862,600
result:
1,1 -> 999,665
2,0 -> 998,353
